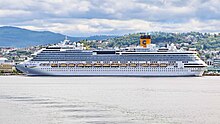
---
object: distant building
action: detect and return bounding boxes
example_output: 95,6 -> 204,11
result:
206,59 -> 213,66
213,59 -> 220,67
207,58 -> 220,73
188,48 -> 197,51
0,57 -> 15,73
19,55 -> 28,61
0,57 -> 8,63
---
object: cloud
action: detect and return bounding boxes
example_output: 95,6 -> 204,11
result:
17,19 -> 151,36
0,0 -> 219,36
0,9 -> 31,18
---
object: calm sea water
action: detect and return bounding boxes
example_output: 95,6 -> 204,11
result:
0,76 -> 220,124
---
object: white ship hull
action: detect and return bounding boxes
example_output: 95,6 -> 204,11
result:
16,36 -> 207,77
16,64 -> 205,77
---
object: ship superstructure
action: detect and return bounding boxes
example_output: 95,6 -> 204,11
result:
16,34 -> 207,76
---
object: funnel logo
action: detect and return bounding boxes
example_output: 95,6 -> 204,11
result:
142,40 -> 146,44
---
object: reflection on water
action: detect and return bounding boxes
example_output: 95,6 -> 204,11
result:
0,76 -> 220,124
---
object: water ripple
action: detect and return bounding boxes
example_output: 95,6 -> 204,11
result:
45,104 -> 84,108
62,109 -> 108,113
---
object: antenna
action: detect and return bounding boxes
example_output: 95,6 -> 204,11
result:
62,35 -> 69,46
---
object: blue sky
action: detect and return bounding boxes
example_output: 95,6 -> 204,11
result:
0,0 -> 219,36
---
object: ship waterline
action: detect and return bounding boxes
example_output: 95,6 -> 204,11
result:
16,64 -> 205,76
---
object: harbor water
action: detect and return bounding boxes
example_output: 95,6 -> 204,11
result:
0,76 -> 220,124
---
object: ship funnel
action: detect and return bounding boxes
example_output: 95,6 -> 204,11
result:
140,33 -> 151,48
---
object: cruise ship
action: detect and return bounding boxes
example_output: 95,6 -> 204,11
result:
16,34 -> 207,76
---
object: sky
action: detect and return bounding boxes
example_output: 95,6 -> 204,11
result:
0,0 -> 219,36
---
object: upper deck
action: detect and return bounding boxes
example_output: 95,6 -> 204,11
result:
30,36 -> 200,62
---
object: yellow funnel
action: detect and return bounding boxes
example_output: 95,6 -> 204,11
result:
140,34 -> 151,48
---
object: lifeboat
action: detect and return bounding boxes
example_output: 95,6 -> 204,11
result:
68,63 -> 75,67
150,63 -> 159,67
130,63 -> 137,67
59,63 -> 67,67
120,63 -> 128,67
42,63 -> 47,66
111,63 -> 119,67
160,63 -> 168,67
51,63 -> 58,67
85,64 -> 92,67
28,66 -> 37,68
103,64 -> 110,67
40,63 -> 50,66
93,63 -> 102,67
76,63 -> 85,67
141,63 -> 149,67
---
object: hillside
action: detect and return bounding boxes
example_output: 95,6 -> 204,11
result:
1,26 -> 219,50
0,26 -> 117,47
81,32 -> 220,50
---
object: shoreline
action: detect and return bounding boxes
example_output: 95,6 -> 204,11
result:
203,73 -> 220,76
